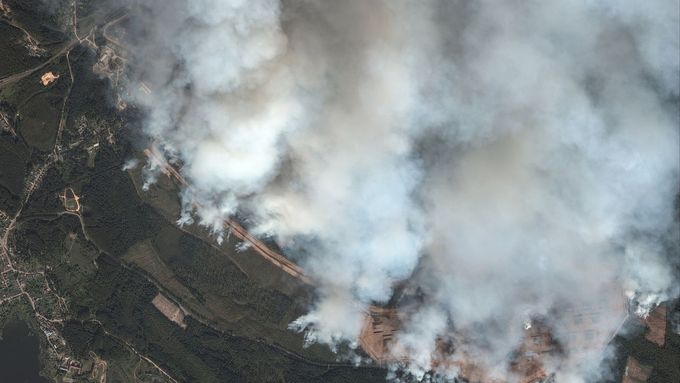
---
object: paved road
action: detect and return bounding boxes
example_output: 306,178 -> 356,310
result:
0,40 -> 78,90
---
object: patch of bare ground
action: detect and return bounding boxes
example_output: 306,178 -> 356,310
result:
122,239 -> 245,324
643,305 -> 667,347
622,356 -> 652,383
151,293 -> 186,329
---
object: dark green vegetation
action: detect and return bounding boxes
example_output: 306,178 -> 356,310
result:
58,254 -> 385,383
602,302 -> 680,383
11,101 -> 386,381
3,2 -> 678,383
0,128 -> 27,213
0,1 -> 386,382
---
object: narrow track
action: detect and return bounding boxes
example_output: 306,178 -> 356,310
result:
144,147 -> 313,284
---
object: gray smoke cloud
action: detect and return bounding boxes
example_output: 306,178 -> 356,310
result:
124,0 -> 679,381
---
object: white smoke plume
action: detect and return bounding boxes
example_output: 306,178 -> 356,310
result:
124,0 -> 679,381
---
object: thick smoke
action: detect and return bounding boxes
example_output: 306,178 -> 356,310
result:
125,0 -> 679,381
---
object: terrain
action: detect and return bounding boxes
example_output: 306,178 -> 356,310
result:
0,1 -> 385,381
0,1 -> 678,383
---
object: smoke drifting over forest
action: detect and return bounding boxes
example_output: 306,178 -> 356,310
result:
124,0 -> 679,381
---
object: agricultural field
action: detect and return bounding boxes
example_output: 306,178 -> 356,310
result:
0,1 -> 386,381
